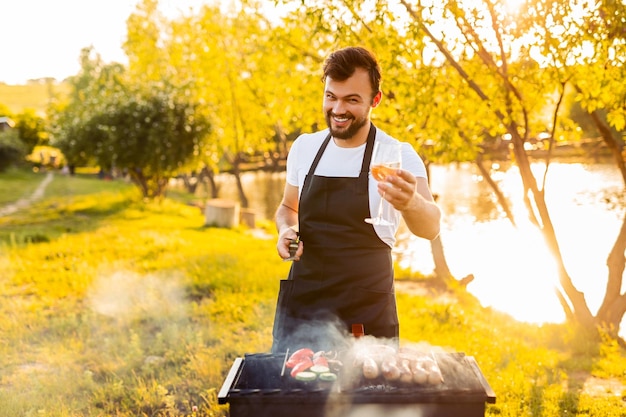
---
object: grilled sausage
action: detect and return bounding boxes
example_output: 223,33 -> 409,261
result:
362,357 -> 380,379
399,359 -> 413,384
427,367 -> 444,385
412,364 -> 428,384
381,357 -> 401,381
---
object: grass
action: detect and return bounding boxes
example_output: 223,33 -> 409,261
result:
0,167 -> 45,205
0,169 -> 625,416
0,81 -> 70,114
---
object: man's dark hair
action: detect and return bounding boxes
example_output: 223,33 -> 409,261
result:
322,46 -> 382,98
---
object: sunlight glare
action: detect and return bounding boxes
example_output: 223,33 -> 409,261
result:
400,161 -> 624,338
404,217 -> 566,325
503,0 -> 525,13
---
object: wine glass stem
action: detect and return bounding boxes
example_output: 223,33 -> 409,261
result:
376,193 -> 385,222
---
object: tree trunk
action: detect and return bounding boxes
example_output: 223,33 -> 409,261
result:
430,235 -> 453,281
411,152 -> 477,287
596,212 -> 626,338
510,127 -> 596,328
581,90 -> 626,184
199,165 -> 219,198
128,168 -> 149,198
584,103 -> 626,339
474,153 -> 516,227
180,172 -> 199,194
423,164 -> 457,284
232,153 -> 249,209
459,130 -> 516,226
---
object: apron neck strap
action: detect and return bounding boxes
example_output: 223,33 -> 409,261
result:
306,132 -> 333,178
360,123 -> 377,175
357,123 -> 377,192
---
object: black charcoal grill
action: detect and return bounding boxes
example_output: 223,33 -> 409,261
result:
218,352 -> 496,417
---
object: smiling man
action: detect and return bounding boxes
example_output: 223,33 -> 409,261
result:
272,46 -> 441,353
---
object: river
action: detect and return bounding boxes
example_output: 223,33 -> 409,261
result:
210,160 -> 625,336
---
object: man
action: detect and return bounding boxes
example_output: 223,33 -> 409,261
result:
272,46 -> 441,353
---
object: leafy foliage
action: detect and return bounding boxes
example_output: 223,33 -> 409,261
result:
88,90 -> 211,198
14,109 -> 48,154
49,48 -> 211,198
0,129 -> 26,172
0,105 -> 48,169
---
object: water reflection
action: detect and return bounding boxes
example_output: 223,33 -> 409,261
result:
211,161 -> 624,336
403,161 -> 624,337
211,171 -> 286,221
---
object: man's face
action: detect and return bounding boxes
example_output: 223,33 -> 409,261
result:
323,68 -> 380,140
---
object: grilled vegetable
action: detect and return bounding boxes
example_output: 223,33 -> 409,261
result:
319,372 -> 338,382
286,348 -> 314,368
290,357 -> 313,378
313,355 -> 329,368
310,365 -> 330,374
295,371 -> 317,382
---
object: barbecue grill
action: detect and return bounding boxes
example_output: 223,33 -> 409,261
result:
218,351 -> 496,417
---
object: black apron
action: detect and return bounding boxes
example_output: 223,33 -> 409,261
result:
272,124 -> 398,353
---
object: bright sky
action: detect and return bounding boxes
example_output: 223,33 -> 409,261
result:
0,0 -> 208,85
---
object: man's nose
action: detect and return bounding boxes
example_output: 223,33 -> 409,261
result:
332,100 -> 346,114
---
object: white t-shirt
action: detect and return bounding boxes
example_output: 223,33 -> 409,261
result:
286,128 -> 427,247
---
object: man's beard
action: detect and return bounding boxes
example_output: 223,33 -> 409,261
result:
325,111 -> 368,140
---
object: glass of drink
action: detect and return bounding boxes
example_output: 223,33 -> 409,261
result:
365,142 -> 402,226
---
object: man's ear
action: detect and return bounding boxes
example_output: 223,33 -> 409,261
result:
372,91 -> 383,108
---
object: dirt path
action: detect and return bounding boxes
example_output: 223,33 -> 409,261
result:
0,172 -> 54,217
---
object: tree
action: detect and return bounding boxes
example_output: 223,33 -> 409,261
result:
14,109 -> 48,155
0,107 -> 24,171
279,0 -> 626,340
0,106 -> 46,170
123,0 -> 329,206
48,48 -> 124,170
397,0 -> 626,339
538,0 -> 626,339
91,89 -> 211,198
0,129 -> 26,172
49,46 -> 211,198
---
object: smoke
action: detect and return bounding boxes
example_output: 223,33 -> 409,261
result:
285,315 -> 353,352
87,270 -> 187,324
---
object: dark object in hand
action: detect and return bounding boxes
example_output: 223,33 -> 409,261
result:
284,234 -> 300,262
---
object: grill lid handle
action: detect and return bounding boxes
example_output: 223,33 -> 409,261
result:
218,357 -> 244,404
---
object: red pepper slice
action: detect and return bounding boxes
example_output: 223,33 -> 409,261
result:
290,357 -> 313,377
285,348 -> 314,368
313,355 -> 329,368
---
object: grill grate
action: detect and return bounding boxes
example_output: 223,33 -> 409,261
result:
219,351 -> 495,417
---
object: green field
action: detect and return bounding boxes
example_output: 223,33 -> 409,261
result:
0,169 -> 625,416
0,82 -> 69,114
